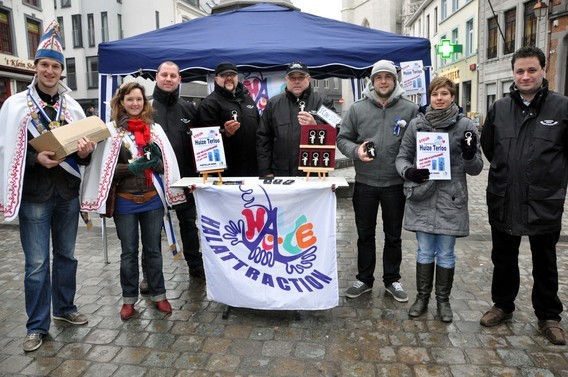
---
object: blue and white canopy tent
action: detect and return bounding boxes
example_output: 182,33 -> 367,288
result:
97,3 -> 431,120
95,3 -> 431,262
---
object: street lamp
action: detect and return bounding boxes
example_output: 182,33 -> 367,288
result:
533,1 -> 548,49
533,1 -> 548,19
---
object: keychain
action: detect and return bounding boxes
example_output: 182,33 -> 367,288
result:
464,131 -> 473,146
143,146 -> 151,160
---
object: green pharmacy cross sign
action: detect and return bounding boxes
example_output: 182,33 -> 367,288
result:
436,39 -> 463,59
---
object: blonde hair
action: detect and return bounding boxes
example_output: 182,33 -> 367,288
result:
110,82 -> 154,124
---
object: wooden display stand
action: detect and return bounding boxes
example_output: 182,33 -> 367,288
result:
190,126 -> 227,183
298,124 -> 336,180
199,169 -> 224,183
300,167 -> 333,181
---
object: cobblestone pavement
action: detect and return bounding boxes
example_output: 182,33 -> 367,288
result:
1,162 -> 568,377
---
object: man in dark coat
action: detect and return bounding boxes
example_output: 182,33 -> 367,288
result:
257,62 -> 335,177
150,61 -> 205,280
480,46 -> 568,345
196,62 -> 260,177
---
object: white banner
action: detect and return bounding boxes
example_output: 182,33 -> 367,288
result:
194,183 -> 339,310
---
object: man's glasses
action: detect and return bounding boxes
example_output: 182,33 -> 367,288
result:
287,75 -> 307,82
219,72 -> 237,78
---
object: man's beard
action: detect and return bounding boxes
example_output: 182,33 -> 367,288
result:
377,88 -> 394,100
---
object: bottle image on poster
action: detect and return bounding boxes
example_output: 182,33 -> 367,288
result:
190,126 -> 228,172
416,131 -> 451,180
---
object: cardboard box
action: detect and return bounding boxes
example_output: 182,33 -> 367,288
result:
29,116 -> 111,160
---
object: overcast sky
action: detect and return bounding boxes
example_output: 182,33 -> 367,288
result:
291,0 -> 341,20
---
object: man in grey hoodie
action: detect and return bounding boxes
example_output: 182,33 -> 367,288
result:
337,60 -> 418,301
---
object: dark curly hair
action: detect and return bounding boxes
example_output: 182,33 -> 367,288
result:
511,46 -> 546,70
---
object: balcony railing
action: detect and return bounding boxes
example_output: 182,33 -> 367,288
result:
522,34 -> 536,47
72,29 -> 83,47
504,40 -> 515,55
66,72 -> 77,90
487,45 -> 497,59
88,29 -> 95,47
86,71 -> 99,89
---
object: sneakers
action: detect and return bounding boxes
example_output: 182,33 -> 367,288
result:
345,280 -> 372,298
139,279 -> 149,294
480,306 -> 513,327
53,311 -> 88,325
385,282 -> 409,302
23,333 -> 43,352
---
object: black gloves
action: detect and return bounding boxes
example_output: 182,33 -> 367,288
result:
461,131 -> 477,160
405,168 -> 430,183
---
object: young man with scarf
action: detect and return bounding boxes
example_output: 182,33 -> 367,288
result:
0,21 -> 96,352
337,60 -> 418,302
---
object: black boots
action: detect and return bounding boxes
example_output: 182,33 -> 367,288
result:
435,265 -> 455,323
409,263 -> 455,323
408,263 -> 434,318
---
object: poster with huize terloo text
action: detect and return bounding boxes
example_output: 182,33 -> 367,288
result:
191,126 -> 227,172
416,131 -> 451,180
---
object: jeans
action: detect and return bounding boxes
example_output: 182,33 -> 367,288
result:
114,207 -> 166,303
19,195 -> 80,335
415,232 -> 456,269
176,194 -> 203,271
490,227 -> 563,321
141,195 -> 203,278
352,182 -> 405,287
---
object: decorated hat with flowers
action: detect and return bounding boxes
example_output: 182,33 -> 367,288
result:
34,20 -> 64,69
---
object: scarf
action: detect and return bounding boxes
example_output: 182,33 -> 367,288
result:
127,118 -> 153,187
424,102 -> 459,127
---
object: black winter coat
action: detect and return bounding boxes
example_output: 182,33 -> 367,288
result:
152,85 -> 197,178
257,86 -> 335,177
481,80 -> 568,236
196,82 -> 260,177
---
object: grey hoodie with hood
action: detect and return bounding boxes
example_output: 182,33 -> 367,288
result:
337,79 -> 418,187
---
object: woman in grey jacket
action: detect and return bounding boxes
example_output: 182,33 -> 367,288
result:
395,77 -> 483,322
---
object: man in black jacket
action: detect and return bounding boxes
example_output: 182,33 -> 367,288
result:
150,61 -> 205,281
480,46 -> 568,345
196,62 -> 259,177
257,62 -> 336,177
